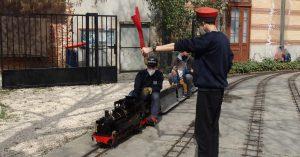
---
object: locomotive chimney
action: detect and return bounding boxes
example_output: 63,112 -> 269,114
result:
105,110 -> 110,118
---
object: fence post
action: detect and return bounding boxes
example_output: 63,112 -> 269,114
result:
0,15 -> 3,72
94,14 -> 99,68
114,16 -> 118,67
85,13 -> 90,67
94,14 -> 100,83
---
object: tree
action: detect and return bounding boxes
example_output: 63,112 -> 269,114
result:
146,0 -> 228,43
146,0 -> 191,44
76,0 -> 107,5
191,0 -> 227,13
146,0 -> 227,69
1,0 -> 66,14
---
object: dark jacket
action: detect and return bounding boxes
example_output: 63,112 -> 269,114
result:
133,69 -> 164,96
174,31 -> 234,90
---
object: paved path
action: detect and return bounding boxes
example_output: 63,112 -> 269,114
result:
46,89 -> 198,157
45,76 -> 243,157
262,73 -> 300,156
218,74 -> 270,156
45,72 -> 300,157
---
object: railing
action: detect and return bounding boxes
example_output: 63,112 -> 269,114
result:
0,13 -> 118,71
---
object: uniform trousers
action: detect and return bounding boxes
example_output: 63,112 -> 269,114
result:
195,89 -> 224,157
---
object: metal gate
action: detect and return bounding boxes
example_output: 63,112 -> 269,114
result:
0,13 -> 117,88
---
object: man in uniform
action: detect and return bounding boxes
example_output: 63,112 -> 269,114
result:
132,56 -> 164,125
141,7 -> 234,157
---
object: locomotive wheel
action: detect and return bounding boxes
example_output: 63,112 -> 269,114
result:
92,136 -> 98,145
110,131 -> 118,147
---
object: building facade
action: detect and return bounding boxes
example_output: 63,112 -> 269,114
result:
228,0 -> 300,61
72,0 -> 300,65
1,0 -> 300,73
71,0 -> 152,72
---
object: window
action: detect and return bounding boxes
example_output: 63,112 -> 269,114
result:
228,0 -> 252,61
243,9 -> 249,43
81,28 -> 115,49
230,8 -> 240,43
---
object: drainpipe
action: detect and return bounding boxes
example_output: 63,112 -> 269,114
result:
280,0 -> 286,47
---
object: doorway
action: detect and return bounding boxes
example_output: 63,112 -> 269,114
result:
227,0 -> 251,61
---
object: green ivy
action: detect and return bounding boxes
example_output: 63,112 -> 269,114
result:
191,0 -> 228,14
145,0 -> 191,42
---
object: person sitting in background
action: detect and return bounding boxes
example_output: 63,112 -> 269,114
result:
274,46 -> 284,62
168,51 -> 194,97
283,48 -> 291,62
169,66 -> 189,96
131,56 -> 163,126
169,67 -> 180,85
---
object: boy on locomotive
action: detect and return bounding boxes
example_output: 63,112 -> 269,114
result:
131,56 -> 164,125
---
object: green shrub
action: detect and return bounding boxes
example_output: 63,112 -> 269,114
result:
163,58 -> 300,75
0,103 -> 7,119
230,59 -> 300,74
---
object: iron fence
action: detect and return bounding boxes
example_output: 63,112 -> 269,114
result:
0,13 -> 118,88
0,13 -> 117,71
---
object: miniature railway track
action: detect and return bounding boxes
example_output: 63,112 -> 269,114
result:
288,73 -> 300,114
242,72 -> 288,157
225,71 -> 292,96
226,74 -> 257,92
224,74 -> 259,101
163,73 -> 270,157
90,72 -> 293,157
163,121 -> 195,157
82,145 -> 110,157
94,149 -> 109,157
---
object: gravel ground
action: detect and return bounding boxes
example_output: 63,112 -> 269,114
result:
0,79 -> 169,157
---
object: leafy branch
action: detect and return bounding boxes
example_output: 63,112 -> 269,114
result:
146,0 -> 228,43
1,0 -> 67,14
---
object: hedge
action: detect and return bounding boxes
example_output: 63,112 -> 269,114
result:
162,59 -> 300,76
230,59 -> 300,74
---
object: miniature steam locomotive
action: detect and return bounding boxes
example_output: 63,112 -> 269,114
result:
91,86 -> 195,147
92,95 -> 152,147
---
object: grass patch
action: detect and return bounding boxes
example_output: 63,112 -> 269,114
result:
0,89 -> 12,95
32,87 -> 54,94
0,103 -> 7,119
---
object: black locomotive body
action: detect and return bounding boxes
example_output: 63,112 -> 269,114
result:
92,86 -> 192,146
92,96 -> 152,146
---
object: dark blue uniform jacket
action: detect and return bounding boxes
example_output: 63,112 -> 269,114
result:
175,31 -> 234,90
